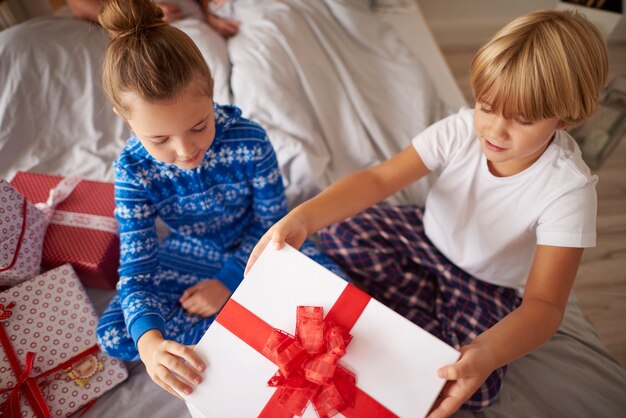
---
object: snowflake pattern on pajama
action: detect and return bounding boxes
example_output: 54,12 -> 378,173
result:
97,104 -> 347,361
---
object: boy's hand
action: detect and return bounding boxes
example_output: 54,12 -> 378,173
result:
137,330 -> 206,399
245,212 -> 309,274
427,344 -> 496,418
179,279 -> 231,317
206,13 -> 240,38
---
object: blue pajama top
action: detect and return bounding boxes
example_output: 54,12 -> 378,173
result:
113,104 -> 288,344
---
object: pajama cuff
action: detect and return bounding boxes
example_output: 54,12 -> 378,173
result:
129,314 -> 166,346
215,260 -> 243,293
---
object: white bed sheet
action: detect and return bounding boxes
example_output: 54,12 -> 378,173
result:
0,1 -> 624,417
226,0 -> 447,206
0,9 -> 231,184
0,0 -> 447,208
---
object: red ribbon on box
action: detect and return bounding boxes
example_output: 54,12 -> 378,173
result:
10,172 -> 120,289
217,284 -> 398,418
0,302 -> 100,418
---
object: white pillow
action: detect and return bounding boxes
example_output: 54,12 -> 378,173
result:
172,18 -> 232,105
0,11 -> 232,183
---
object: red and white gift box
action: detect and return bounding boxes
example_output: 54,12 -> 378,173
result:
0,264 -> 128,417
10,172 -> 119,289
184,245 -> 460,418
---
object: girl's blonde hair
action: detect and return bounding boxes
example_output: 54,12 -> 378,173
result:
470,9 -> 608,126
99,0 -> 213,116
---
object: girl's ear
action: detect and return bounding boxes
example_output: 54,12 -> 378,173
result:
112,106 -> 120,116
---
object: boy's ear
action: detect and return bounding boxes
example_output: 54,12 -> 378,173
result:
112,106 -> 120,116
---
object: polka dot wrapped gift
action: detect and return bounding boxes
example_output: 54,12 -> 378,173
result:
10,172 -> 119,289
0,179 -> 48,288
0,264 -> 128,417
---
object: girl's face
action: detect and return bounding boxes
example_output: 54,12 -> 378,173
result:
473,101 -> 564,177
121,89 -> 215,170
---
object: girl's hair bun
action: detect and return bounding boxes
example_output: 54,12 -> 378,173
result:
99,0 -> 214,114
98,0 -> 166,41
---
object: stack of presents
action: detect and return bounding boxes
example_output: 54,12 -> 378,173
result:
1,171 -> 460,418
0,172 -> 127,417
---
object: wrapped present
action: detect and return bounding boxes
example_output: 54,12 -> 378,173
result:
0,264 -> 128,417
184,245 -> 460,418
10,172 -> 119,289
0,180 -> 48,287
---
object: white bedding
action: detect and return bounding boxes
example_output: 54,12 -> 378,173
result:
0,0 -> 445,207
0,1 -> 624,417
0,9 -> 230,184
226,0 -> 446,205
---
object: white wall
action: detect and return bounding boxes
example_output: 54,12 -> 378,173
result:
418,0 -> 626,46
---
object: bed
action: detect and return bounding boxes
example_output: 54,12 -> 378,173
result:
0,0 -> 625,417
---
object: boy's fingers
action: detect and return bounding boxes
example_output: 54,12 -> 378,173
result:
437,365 -> 459,380
427,394 -> 463,418
428,394 -> 444,416
245,234 -> 271,274
271,229 -> 287,249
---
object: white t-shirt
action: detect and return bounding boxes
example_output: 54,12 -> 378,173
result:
412,108 -> 597,291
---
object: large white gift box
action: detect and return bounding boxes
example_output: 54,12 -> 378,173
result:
184,244 -> 459,418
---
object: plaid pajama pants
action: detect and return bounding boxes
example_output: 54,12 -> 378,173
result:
318,204 -> 521,410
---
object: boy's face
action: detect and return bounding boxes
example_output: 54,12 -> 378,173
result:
120,90 -> 215,170
474,102 -> 564,177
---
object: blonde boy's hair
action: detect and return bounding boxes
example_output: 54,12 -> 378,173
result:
99,0 -> 213,116
470,9 -> 608,126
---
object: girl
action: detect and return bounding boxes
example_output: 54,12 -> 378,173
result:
95,0 -> 346,399
246,9 -> 608,417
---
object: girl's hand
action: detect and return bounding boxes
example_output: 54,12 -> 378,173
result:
179,279 -> 231,317
137,330 -> 206,399
156,2 -> 183,22
427,343 -> 496,418
206,13 -> 240,38
245,212 -> 309,274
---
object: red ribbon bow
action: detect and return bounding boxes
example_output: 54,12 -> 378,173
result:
217,285 -> 397,418
262,306 -> 356,418
0,351 -> 42,418
0,301 -> 100,418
